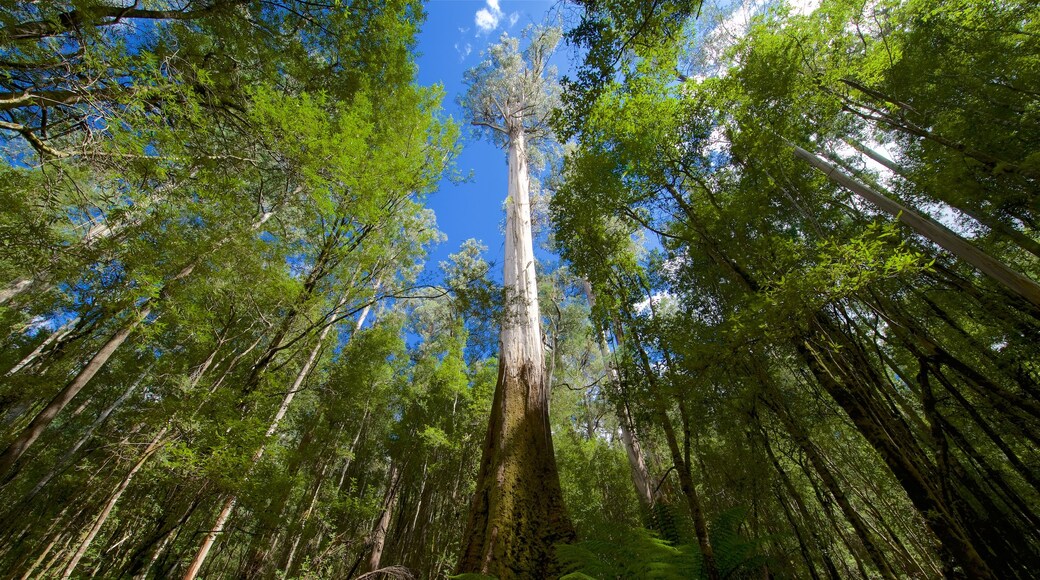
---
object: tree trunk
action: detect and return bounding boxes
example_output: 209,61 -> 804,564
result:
765,397 -> 897,579
658,409 -> 720,580
583,280 -> 656,511
121,489 -> 204,579
280,458 -> 331,576
456,127 -> 575,577
0,277 -> 32,305
618,404 -> 655,510
756,420 -> 841,580
181,294 -> 361,580
337,408 -> 369,491
0,250 -> 209,481
181,494 -> 237,580
797,323 -> 995,579
793,145 -> 1040,311
0,176 -> 198,307
623,311 -> 721,580
365,462 -> 401,573
5,316 -> 79,377
837,85 -> 1040,183
60,427 -> 168,578
28,365 -> 151,503
0,305 -> 151,480
843,137 -> 1040,260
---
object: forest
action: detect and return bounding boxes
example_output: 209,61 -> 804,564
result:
0,0 -> 1038,578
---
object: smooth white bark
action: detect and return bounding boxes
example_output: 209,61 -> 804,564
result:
5,317 -> 79,377
502,128 -> 544,377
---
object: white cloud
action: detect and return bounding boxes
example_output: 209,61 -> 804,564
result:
475,9 -> 497,32
455,41 -> 472,61
508,12 -> 519,27
474,0 -> 504,34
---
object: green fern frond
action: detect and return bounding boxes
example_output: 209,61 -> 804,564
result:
557,528 -> 701,579
709,506 -> 772,578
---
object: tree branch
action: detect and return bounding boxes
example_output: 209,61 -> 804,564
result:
471,120 -> 508,135
1,1 -> 245,41
0,88 -> 129,112
0,120 -> 70,158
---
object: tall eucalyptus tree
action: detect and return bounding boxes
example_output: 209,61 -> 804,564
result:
456,26 -> 576,577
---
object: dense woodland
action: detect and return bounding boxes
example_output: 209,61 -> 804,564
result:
1,0 -> 1038,578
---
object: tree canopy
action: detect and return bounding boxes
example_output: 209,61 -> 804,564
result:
1,0 -> 1038,578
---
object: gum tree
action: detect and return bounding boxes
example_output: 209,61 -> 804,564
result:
455,26 -> 576,577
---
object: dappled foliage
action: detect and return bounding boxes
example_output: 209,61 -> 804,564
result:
551,0 -> 1040,578
2,0 -> 1038,578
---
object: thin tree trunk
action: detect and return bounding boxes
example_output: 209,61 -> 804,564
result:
181,494 -> 237,580
281,459 -> 331,576
800,455 -> 870,579
798,325 -> 995,579
838,85 -> 1040,183
15,505 -> 74,580
30,480 -> 113,579
623,312 -> 721,580
793,145 -> 1040,310
61,340 -> 220,577
21,533 -> 61,580
122,489 -> 204,579
5,316 -> 79,376
762,389 -> 897,579
60,427 -> 168,578
0,304 -> 152,480
757,420 -> 840,580
136,530 -> 174,579
583,280 -> 656,512
0,277 -> 32,305
0,177 -> 193,306
182,295 -> 363,580
618,404 -> 655,509
0,212 -> 273,480
658,409 -> 720,580
365,462 -> 401,573
28,366 -> 149,500
337,408 -> 369,490
843,137 -> 1040,259
774,487 -> 823,580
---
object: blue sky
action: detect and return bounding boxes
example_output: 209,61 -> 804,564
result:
410,0 -> 757,282
414,0 -> 556,278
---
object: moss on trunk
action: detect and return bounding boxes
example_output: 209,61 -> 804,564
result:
457,361 -> 576,578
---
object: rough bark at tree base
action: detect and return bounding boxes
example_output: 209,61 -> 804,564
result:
456,361 -> 575,578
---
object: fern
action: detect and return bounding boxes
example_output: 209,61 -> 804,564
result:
709,507 -> 772,578
558,505 -> 770,579
649,501 -> 686,545
557,528 -> 701,579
